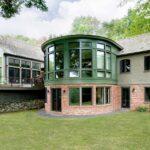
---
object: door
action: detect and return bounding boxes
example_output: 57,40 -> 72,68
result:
121,87 -> 130,108
51,88 -> 61,111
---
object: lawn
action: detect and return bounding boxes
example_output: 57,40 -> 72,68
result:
0,111 -> 150,150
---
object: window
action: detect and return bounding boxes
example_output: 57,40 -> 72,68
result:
82,49 -> 92,68
106,45 -> 111,51
32,62 -> 40,70
49,53 -> 54,71
69,88 -> 80,105
96,43 -> 104,49
120,59 -> 130,73
106,53 -> 111,70
9,58 -> 20,66
144,56 -> 150,70
21,69 -> 31,83
145,88 -> 150,102
81,42 -> 92,48
69,49 -> 79,69
69,42 -> 79,49
32,70 -> 40,78
97,51 -> 104,69
69,87 -> 92,106
21,60 -> 31,68
96,87 -> 111,105
9,67 -> 20,83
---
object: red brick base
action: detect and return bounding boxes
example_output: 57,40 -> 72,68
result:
45,84 -> 121,115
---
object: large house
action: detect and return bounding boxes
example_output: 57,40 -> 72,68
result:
42,33 -> 150,115
0,36 -> 44,86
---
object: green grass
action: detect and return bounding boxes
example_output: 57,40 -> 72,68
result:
0,111 -> 150,150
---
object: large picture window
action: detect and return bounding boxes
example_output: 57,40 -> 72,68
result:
69,87 -> 92,106
96,87 -> 111,105
120,59 -> 130,73
145,87 -> 150,102
144,56 -> 150,70
9,67 -> 20,83
21,69 -> 31,83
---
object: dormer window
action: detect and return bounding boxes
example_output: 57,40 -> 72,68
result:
120,59 -> 130,73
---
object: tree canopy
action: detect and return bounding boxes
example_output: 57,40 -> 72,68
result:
0,0 -> 48,18
70,0 -> 150,40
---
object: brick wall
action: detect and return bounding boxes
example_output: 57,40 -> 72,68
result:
45,84 -> 121,115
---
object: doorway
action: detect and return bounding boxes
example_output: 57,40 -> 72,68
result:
121,87 -> 130,108
51,88 -> 61,111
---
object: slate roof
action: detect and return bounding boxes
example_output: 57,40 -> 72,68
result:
117,33 -> 150,56
0,36 -> 44,61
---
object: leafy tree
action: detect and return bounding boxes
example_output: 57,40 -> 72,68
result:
0,0 -> 48,18
71,16 -> 101,35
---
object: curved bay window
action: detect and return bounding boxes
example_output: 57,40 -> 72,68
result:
47,40 -> 113,79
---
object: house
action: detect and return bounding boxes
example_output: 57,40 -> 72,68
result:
0,36 -> 44,86
42,33 -> 150,115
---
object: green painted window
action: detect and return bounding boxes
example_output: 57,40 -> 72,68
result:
69,70 -> 79,77
49,53 -> 54,71
96,87 -> 111,105
82,49 -> 92,68
106,45 -> 111,51
97,51 -> 104,69
69,87 -> 92,106
145,87 -> 150,102
106,53 -> 111,70
69,42 -> 79,49
9,58 -> 20,66
69,88 -> 80,105
96,43 -> 104,49
69,49 -> 79,69
55,51 -> 64,70
81,42 -> 92,48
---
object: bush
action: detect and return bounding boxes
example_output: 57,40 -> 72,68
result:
137,106 -> 148,112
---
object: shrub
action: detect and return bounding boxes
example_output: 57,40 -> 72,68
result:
137,106 -> 148,112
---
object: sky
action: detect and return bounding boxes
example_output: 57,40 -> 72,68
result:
0,0 -> 137,39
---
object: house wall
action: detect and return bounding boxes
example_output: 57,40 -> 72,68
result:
45,84 -> 121,115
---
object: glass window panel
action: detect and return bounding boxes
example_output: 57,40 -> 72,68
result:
55,51 -> 64,70
69,49 -> 79,69
106,72 -> 111,78
97,43 -> 104,49
21,69 -> 31,83
48,46 -> 54,53
105,87 -> 111,104
106,53 -> 111,70
82,49 -> 92,68
9,58 -> 20,66
82,88 -> 92,105
21,60 -> 31,68
82,70 -> 92,77
69,88 -> 80,105
49,53 -> 55,71
96,87 -> 104,104
120,59 -> 130,73
55,71 -> 64,78
145,88 -> 150,102
69,42 -> 79,49
97,51 -> 104,69
14,59 -> 20,66
81,42 -> 92,48
145,56 -> 150,70
69,71 -> 79,77
55,44 -> 64,50
32,62 -> 40,70
97,71 -> 104,77
48,72 -> 55,79
106,45 -> 111,51
32,70 -> 40,78
9,67 -> 20,83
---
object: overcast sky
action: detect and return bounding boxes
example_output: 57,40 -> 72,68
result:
0,0 -> 137,39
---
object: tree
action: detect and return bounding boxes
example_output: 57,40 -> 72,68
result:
71,16 -> 101,35
0,0 -> 48,18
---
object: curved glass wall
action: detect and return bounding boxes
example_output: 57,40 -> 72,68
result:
45,39 -> 117,81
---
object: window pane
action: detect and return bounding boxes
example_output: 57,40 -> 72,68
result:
32,62 -> 40,70
120,59 -> 130,73
126,60 -> 130,72
145,88 -> 150,102
82,49 -> 92,68
82,70 -> 92,77
105,87 -> 110,104
96,87 -> 104,104
69,71 -> 79,77
69,49 -> 79,69
49,53 -> 55,71
69,88 -> 80,105
82,88 -> 92,105
106,53 -> 111,70
48,72 -> 55,79
145,56 -> 150,70
48,46 -> 54,53
97,71 -> 104,77
55,71 -> 64,78
9,58 -> 20,66
32,70 -> 40,78
22,69 -> 31,83
97,51 -> 104,69
55,44 -> 64,50
55,51 -> 64,70
81,42 -> 92,48
106,72 -> 111,78
106,45 -> 111,51
97,43 -> 104,49
21,60 -> 31,68
69,42 -> 79,49
9,67 -> 20,83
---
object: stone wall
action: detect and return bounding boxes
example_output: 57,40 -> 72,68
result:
0,89 -> 45,113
